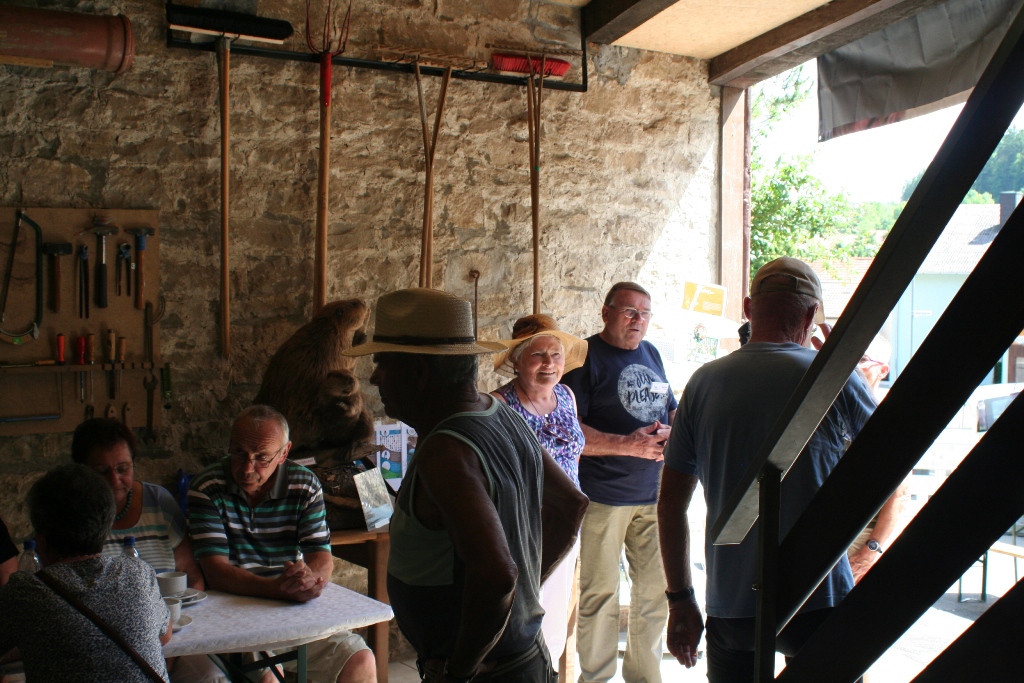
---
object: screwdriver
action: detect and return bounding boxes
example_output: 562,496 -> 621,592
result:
86,333 -> 95,403
116,336 -> 126,393
76,336 -> 86,403
56,334 -> 65,366
106,330 -> 116,400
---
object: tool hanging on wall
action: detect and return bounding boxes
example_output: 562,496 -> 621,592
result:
76,335 -> 86,403
86,332 -> 95,403
42,242 -> 72,313
116,242 -> 132,297
166,1 -> 294,358
106,329 -> 116,400
143,373 -> 159,444
306,0 -> 353,312
125,226 -> 154,311
488,44 -> 579,313
77,245 -> 89,319
378,47 -> 485,289
86,216 -> 118,309
0,210 -> 44,345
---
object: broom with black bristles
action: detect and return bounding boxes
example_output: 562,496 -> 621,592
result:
166,2 -> 293,359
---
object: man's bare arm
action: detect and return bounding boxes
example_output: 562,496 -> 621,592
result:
539,448 -> 588,582
173,536 -> 205,591
658,467 -> 702,668
579,422 -> 671,459
197,555 -> 321,602
850,483 -> 908,583
415,434 -> 520,679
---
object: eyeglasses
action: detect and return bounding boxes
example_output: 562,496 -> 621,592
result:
91,462 -> 133,477
228,445 -> 285,469
540,423 -> 574,446
608,305 -> 653,321
858,356 -> 884,368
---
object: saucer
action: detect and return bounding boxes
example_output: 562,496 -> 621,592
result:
180,590 -> 208,606
172,615 -> 193,632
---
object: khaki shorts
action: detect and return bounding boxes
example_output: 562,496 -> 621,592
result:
252,630 -> 368,683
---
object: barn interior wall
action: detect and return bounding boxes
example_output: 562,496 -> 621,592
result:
0,0 -> 721,536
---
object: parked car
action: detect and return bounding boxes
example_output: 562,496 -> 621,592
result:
977,385 -> 1022,432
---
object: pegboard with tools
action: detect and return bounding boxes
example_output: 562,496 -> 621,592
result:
0,207 -> 164,437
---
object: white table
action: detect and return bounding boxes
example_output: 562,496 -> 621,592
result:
164,583 -> 393,681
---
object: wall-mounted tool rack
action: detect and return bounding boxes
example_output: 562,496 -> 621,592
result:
166,26 -> 589,93
0,208 -> 162,436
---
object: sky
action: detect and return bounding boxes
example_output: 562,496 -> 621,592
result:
758,62 -> 1024,204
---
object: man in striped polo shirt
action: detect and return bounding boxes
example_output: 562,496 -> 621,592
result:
188,404 -> 376,683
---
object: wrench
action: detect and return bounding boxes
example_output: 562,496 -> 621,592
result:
143,374 -> 159,444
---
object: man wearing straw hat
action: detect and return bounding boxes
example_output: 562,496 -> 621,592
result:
561,281 -> 676,683
344,288 -> 589,683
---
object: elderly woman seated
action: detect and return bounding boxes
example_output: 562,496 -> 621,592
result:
0,464 -> 172,681
72,418 -> 203,588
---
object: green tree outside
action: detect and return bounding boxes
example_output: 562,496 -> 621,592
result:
749,66 -> 889,277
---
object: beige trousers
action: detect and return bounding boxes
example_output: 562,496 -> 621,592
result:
577,502 -> 667,683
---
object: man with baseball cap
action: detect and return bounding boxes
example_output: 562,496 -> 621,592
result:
344,288 -> 588,683
657,257 -> 875,681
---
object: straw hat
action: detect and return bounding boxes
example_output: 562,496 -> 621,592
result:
493,314 -> 588,377
342,288 -> 506,356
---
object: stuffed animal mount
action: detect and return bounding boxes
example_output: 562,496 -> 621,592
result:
255,298 -> 374,463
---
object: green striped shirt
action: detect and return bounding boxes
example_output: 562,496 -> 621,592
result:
188,457 -> 330,577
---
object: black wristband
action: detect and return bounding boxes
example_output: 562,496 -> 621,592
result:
665,586 -> 696,603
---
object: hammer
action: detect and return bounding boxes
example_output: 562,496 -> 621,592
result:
126,226 -> 155,310
42,242 -> 72,313
87,217 -> 118,309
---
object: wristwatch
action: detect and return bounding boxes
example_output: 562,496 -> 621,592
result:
665,586 -> 696,603
866,540 -> 883,554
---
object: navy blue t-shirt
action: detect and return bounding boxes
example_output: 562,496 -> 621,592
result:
562,334 -> 677,506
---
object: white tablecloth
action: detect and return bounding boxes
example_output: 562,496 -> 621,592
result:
163,583 -> 393,657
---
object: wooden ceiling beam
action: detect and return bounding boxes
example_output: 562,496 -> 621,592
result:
582,0 -> 678,44
709,0 -> 950,89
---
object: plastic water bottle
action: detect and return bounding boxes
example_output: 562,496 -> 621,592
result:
18,539 -> 41,574
122,536 -> 140,559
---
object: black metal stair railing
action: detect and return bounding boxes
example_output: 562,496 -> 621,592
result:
776,192 -> 1024,631
778,392 -> 1024,682
704,3 -> 1024,681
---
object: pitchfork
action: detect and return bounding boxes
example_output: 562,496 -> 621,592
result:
306,0 -> 352,313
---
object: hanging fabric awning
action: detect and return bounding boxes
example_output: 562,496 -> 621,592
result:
817,0 -> 1023,141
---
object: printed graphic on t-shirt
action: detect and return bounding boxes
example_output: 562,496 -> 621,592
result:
618,364 -> 670,423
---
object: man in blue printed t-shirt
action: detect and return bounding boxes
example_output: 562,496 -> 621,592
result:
562,281 -> 677,683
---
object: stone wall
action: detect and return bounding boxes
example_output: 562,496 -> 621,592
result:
0,1 -> 720,538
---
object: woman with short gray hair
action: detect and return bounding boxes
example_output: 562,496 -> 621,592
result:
0,464 -> 172,682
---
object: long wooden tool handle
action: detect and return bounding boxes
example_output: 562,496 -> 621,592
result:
415,64 -> 430,288
315,53 -> 332,313
218,37 -> 231,359
416,65 -> 452,290
527,75 -> 540,315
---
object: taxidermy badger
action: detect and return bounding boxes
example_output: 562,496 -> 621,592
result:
254,298 -> 374,465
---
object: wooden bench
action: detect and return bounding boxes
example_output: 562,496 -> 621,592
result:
957,540 -> 1024,602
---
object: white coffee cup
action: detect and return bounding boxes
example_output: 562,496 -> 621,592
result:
157,571 -> 187,597
164,597 -> 182,623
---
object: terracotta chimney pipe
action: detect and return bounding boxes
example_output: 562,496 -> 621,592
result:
0,5 -> 134,74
